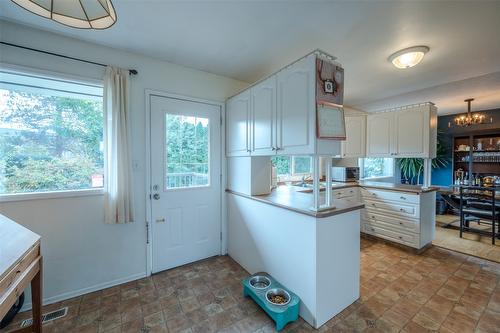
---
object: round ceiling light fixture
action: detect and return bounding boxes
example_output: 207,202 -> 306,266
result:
388,46 -> 430,69
11,0 -> 117,29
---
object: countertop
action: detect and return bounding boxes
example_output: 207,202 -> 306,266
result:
297,181 -> 439,194
227,186 -> 365,218
357,181 -> 440,194
0,213 -> 40,282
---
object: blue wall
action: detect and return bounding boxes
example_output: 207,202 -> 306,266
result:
432,108 -> 500,186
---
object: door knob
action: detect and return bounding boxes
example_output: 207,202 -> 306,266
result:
153,193 -> 160,200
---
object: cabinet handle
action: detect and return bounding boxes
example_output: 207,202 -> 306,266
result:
399,222 -> 403,225
400,196 -> 406,200
372,203 -> 376,206
399,208 -> 405,212
371,193 -> 376,196
271,147 -> 276,151
398,236 -> 403,239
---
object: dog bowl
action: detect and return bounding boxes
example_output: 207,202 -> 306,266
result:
265,288 -> 291,306
249,275 -> 271,290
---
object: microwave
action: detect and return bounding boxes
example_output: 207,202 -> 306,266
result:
331,167 -> 359,182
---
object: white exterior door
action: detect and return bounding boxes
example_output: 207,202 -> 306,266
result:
150,95 -> 221,273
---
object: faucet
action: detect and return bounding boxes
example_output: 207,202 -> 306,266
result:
298,175 -> 312,187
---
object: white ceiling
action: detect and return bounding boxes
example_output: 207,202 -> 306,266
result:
1,0 -> 500,114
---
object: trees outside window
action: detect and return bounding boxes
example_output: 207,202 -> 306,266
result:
0,71 -> 103,195
359,158 -> 394,179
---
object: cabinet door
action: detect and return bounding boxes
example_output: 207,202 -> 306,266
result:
226,91 -> 250,156
342,115 -> 366,158
366,113 -> 394,157
395,107 -> 427,157
277,56 -> 315,155
251,76 -> 276,156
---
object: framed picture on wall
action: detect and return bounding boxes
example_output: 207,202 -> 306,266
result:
316,102 -> 346,139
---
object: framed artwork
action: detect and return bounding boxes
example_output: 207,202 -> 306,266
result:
316,102 -> 346,139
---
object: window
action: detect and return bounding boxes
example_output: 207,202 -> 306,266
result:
271,155 -> 312,181
0,70 -> 104,195
165,114 -> 210,189
359,158 -> 394,179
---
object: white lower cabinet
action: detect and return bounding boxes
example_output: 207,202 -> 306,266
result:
360,188 -> 436,249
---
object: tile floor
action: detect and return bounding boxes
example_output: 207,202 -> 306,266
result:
2,238 -> 500,333
434,214 -> 500,263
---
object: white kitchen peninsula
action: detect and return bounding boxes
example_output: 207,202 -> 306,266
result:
227,186 -> 364,328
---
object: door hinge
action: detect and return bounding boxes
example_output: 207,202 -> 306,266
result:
146,221 -> 150,244
220,232 -> 222,241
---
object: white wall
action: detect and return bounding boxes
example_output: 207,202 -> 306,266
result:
0,20 -> 248,306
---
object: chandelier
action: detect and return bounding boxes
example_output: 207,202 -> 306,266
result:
450,98 -> 492,127
11,0 -> 117,29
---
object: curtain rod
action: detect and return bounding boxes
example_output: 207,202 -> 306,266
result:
0,41 -> 138,75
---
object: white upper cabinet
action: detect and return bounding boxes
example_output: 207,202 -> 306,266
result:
226,90 -> 250,156
395,106 -> 433,158
276,55 -> 316,155
366,104 -> 437,159
225,52 -> 342,157
341,115 -> 366,158
250,76 -> 276,156
366,112 -> 394,157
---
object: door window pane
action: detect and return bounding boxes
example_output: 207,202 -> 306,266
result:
165,114 -> 210,189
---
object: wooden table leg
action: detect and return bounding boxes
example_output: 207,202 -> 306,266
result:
30,257 -> 42,333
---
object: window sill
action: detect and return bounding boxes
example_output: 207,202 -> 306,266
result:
0,188 -> 104,203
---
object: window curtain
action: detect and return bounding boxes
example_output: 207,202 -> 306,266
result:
103,66 -> 135,224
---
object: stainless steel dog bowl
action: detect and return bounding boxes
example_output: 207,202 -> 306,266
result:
249,275 -> 271,290
265,288 -> 291,306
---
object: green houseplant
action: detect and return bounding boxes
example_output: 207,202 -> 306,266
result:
397,131 -> 450,185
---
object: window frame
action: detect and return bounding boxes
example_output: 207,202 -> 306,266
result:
0,64 -> 105,202
358,157 -> 395,180
290,156 -> 313,176
272,155 -> 313,182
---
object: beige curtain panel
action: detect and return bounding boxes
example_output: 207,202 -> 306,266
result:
103,66 -> 135,224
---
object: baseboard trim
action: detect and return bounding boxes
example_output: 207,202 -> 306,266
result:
20,272 -> 147,312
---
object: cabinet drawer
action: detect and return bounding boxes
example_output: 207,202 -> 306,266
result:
363,223 -> 419,248
363,198 -> 419,218
362,211 -> 419,234
333,188 -> 358,199
361,188 -> 419,204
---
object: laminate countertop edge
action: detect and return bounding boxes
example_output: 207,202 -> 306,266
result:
293,182 -> 439,194
226,189 -> 365,218
357,182 -> 440,194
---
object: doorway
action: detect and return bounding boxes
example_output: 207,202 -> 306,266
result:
149,94 -> 222,273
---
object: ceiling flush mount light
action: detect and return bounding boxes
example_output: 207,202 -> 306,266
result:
11,0 -> 117,29
388,46 -> 430,69
449,98 -> 493,128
